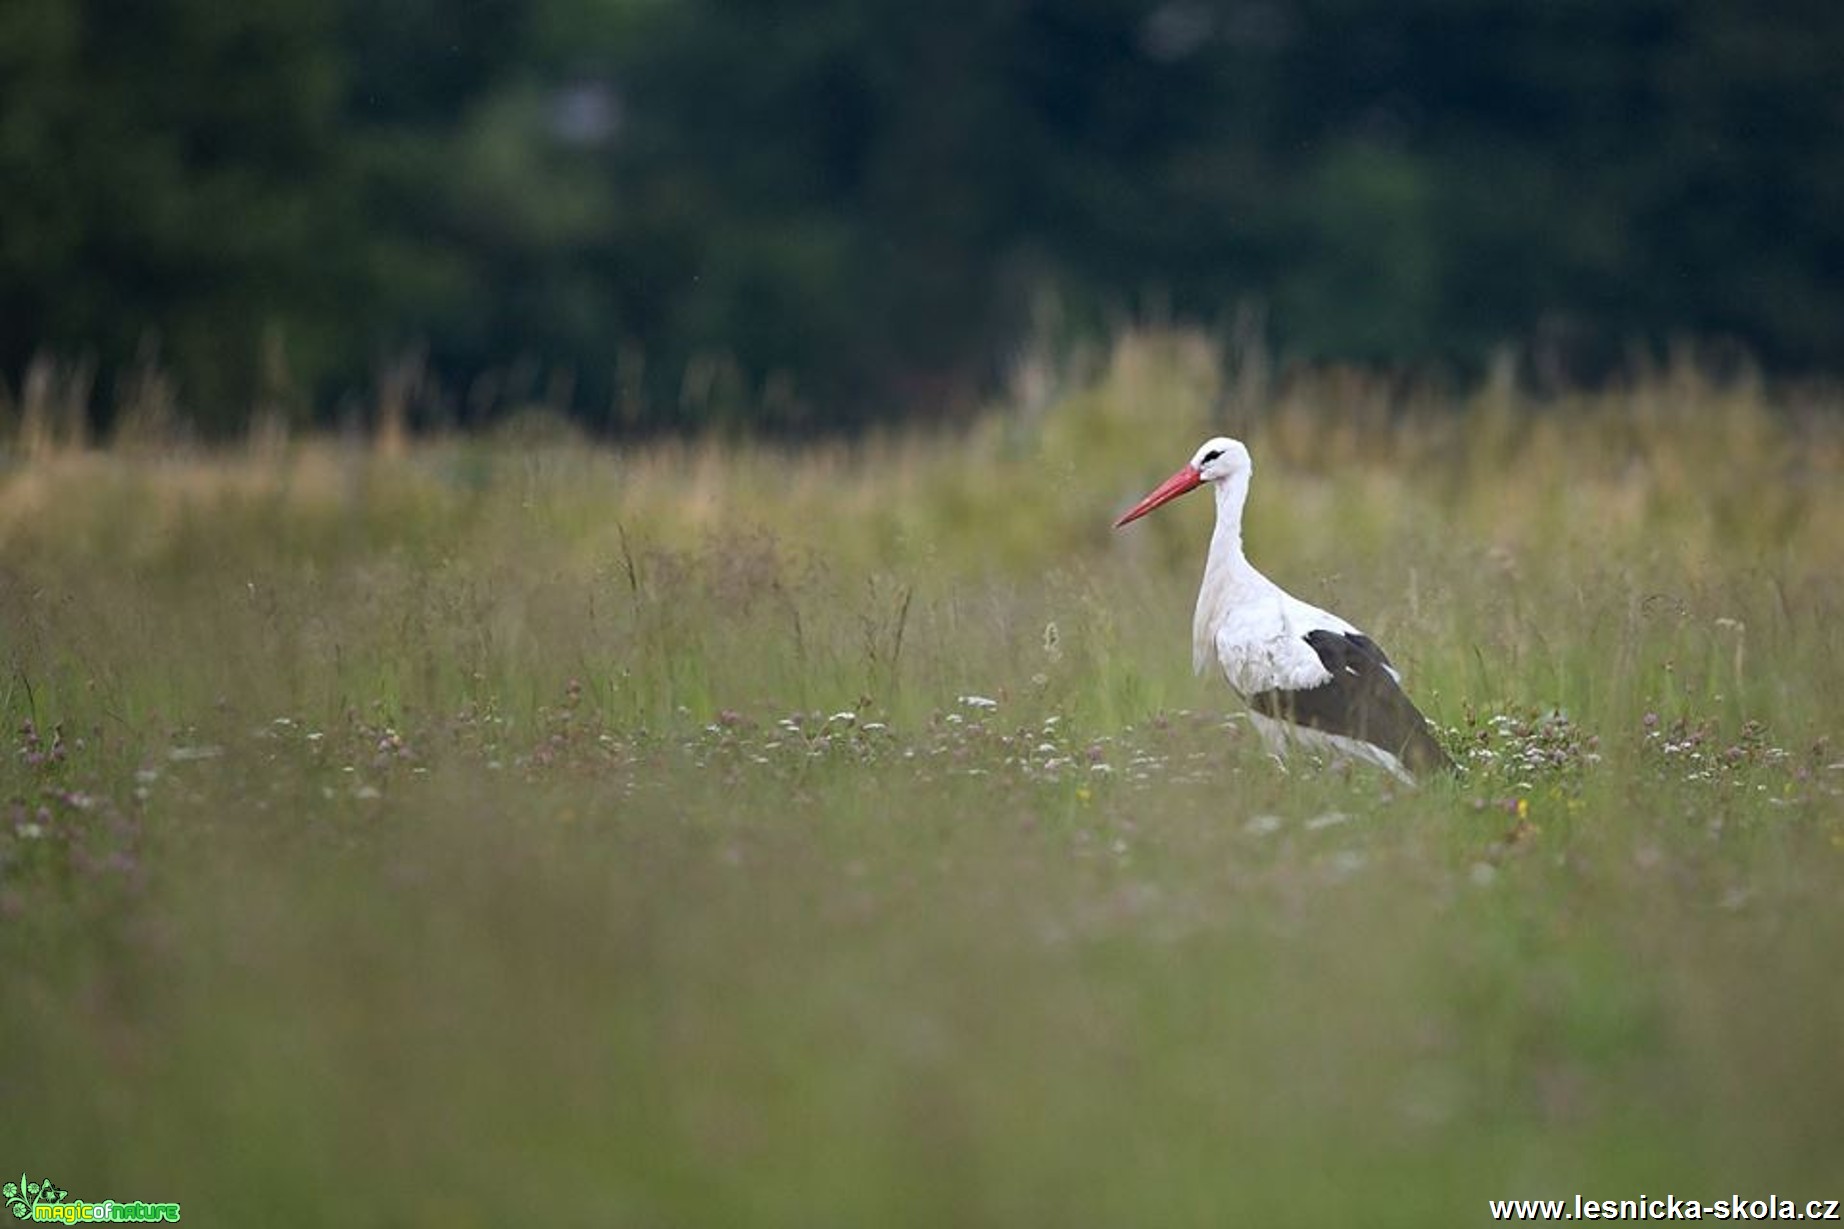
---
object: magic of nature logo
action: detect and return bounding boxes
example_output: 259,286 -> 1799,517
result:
5,1174 -> 180,1223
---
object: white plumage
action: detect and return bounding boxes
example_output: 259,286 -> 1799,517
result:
1116,437 -> 1453,783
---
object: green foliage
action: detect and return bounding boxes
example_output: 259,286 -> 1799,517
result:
5,1 -> 1844,430
2,341 -> 1841,1218
0,0 -> 363,429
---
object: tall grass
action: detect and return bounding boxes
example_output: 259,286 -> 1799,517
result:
2,330 -> 1840,1225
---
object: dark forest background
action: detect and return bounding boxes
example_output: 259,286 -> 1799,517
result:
3,0 -> 1841,434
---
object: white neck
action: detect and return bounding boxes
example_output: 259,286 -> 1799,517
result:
1208,468 -> 1251,561
1191,469 -> 1266,673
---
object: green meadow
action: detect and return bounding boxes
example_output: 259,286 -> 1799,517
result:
2,332 -> 1841,1225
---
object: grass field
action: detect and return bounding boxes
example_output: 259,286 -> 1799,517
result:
2,331 -> 1841,1226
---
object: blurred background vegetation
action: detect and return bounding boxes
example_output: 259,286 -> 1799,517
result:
2,0 -> 1842,436
5,7 -> 1844,1215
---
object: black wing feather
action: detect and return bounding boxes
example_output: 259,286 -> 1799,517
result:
1247,630 -> 1456,779
1341,632 -> 1393,671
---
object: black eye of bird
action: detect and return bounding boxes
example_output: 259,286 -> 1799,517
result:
1201,449 -> 1223,464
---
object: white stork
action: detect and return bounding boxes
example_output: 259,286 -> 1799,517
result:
1115,437 -> 1455,784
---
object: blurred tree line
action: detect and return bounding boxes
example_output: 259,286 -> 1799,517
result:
2,0 -> 1841,435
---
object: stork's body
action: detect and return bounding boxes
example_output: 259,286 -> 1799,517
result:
1117,438 -> 1455,783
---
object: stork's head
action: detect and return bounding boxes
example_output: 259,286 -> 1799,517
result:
1114,436 -> 1250,528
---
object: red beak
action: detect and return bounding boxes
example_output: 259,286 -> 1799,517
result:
1114,464 -> 1203,528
